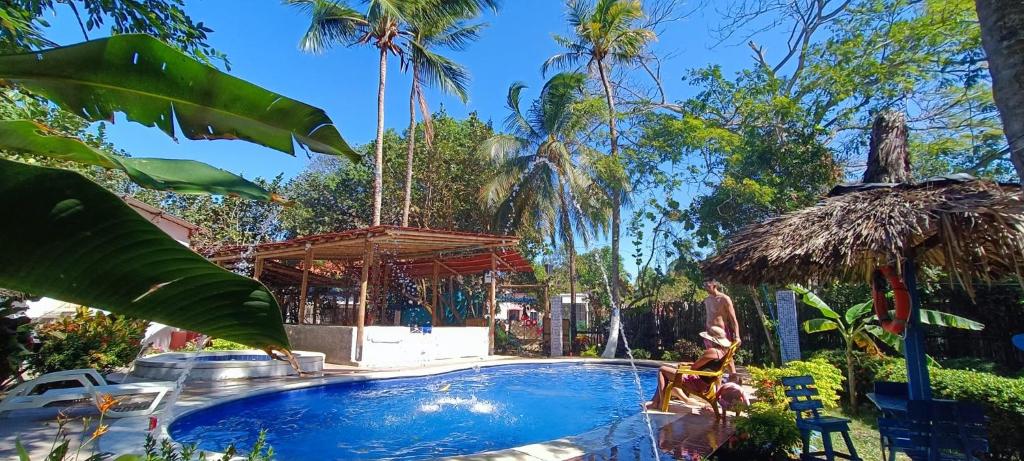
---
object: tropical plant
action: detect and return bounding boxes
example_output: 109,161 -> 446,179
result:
29,307 -> 148,375
480,73 -> 609,353
0,292 -> 32,387
790,284 -> 984,410
287,0 -> 497,226
544,0 -> 654,359
0,35 -> 356,350
399,11 -> 482,226
727,402 -> 801,461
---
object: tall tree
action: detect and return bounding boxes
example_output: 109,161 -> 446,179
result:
288,0 -> 496,226
401,13 -> 482,226
481,73 -> 608,353
975,0 -> 1024,187
544,0 -> 654,358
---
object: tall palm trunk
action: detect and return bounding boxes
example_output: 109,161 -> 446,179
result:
975,0 -> 1024,187
597,60 -> 622,359
372,48 -> 387,226
402,62 -> 420,227
561,189 -> 579,355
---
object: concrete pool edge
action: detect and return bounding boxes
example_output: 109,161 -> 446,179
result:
100,357 -> 682,460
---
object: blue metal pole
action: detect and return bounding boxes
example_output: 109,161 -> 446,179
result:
902,258 -> 932,400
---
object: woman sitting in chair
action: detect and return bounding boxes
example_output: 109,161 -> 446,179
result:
645,326 -> 732,410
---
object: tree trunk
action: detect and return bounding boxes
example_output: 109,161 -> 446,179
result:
863,111 -> 912,184
846,343 -> 858,413
749,287 -> 779,365
975,0 -> 1024,187
402,62 -> 419,227
561,187 -> 579,355
598,60 -> 623,359
372,48 -> 387,226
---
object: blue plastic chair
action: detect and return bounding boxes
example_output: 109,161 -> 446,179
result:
781,376 -> 861,461
878,399 -> 988,461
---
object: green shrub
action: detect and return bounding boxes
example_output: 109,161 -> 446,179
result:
629,348 -> 651,359
721,401 -> 801,460
876,365 -> 1024,460
205,338 -> 253,351
749,358 -> 844,410
672,338 -> 705,361
809,349 -> 902,405
29,307 -> 148,375
580,344 -> 600,357
661,350 -> 682,361
941,357 -> 1002,374
1,295 -> 32,386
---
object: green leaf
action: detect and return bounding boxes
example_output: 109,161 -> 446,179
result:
845,300 -> 874,326
0,120 -> 282,202
0,158 -> 289,348
788,284 -> 840,320
803,318 -> 840,334
919,309 -> 984,330
16,439 -> 30,461
865,324 -> 903,353
0,35 -> 357,161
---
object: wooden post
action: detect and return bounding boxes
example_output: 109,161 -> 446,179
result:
432,261 -> 440,325
253,256 -> 265,280
298,246 -> 313,324
488,252 -> 497,355
355,238 -> 374,362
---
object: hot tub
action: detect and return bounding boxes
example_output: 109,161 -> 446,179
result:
132,350 -> 324,381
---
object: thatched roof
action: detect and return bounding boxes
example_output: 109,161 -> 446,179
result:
701,175 -> 1024,294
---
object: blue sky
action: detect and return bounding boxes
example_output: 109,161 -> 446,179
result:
39,0 -> 786,274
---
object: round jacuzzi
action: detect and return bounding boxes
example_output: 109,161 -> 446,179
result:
132,350 -> 324,381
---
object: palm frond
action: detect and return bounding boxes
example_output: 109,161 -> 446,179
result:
286,0 -> 366,53
410,40 -> 470,101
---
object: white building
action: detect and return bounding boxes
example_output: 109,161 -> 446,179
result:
555,293 -> 590,329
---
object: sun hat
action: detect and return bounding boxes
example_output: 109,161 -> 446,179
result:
699,326 -> 733,348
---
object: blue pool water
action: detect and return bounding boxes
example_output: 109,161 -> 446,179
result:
190,355 -> 271,362
170,363 -> 658,460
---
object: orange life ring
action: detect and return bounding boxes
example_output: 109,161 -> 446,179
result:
871,266 -> 911,335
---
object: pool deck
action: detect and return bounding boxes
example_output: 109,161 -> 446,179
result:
0,357 -> 746,460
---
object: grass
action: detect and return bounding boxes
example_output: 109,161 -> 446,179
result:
806,407 -> 911,461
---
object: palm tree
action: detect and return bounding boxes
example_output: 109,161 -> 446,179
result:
481,73 -> 608,353
400,14 -> 483,226
287,0 -> 497,226
975,0 -> 1024,187
544,0 -> 654,358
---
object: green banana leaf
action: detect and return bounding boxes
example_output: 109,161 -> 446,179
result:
803,318 -> 840,333
789,284 -> 840,320
844,300 -> 874,325
0,158 -> 289,348
0,34 -> 357,161
919,309 -> 984,330
864,324 -> 940,367
0,120 -> 283,202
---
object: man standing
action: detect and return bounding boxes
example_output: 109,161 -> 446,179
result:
703,279 -> 741,375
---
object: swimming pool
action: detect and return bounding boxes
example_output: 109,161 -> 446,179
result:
170,363 -> 658,460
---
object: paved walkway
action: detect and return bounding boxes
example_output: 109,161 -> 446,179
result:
0,357 -> 745,460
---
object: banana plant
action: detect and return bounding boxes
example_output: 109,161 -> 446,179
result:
0,35 -> 358,350
789,284 -> 984,410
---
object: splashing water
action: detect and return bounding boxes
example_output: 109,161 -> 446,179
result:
594,260 -> 660,460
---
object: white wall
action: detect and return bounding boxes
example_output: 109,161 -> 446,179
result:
360,326 -> 489,368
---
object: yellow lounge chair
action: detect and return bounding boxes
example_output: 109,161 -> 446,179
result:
659,342 -> 740,417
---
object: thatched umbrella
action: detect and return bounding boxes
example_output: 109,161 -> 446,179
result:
702,111 -> 1024,399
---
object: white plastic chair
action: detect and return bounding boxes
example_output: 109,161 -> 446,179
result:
0,368 -> 174,418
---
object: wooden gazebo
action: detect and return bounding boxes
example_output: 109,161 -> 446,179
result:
207,226 -> 533,361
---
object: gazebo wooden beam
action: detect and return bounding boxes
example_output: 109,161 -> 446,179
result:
297,246 -> 313,325
355,238 -> 374,361
488,251 -> 497,355
432,261 -> 440,326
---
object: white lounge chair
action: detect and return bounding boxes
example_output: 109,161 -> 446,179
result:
0,368 -> 174,418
